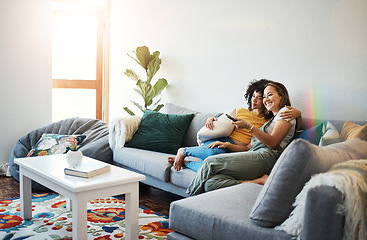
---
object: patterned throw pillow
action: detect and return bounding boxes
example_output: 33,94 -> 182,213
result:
27,133 -> 86,157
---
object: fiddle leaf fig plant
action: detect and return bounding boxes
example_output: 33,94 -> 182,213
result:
123,46 -> 168,116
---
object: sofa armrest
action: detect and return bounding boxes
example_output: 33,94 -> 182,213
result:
302,185 -> 344,240
109,116 -> 142,149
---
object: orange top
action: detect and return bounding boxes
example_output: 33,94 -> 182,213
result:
229,108 -> 266,144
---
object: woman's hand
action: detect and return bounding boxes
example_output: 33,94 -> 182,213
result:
205,117 -> 217,130
232,118 -> 252,130
206,141 -> 229,149
279,106 -> 301,122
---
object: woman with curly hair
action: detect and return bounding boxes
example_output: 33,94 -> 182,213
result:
168,79 -> 301,172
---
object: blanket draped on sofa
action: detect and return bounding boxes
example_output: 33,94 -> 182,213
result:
109,116 -> 142,148
276,159 -> 367,240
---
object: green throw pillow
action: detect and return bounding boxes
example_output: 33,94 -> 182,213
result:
125,110 -> 195,154
293,123 -> 323,145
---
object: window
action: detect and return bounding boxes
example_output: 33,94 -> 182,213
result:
52,0 -> 109,122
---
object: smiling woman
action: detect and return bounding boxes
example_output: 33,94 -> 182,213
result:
263,82 -> 291,116
52,0 -> 110,122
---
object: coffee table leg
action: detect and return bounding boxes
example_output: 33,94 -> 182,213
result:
66,198 -> 72,210
19,169 -> 32,220
72,197 -> 87,240
125,182 -> 139,240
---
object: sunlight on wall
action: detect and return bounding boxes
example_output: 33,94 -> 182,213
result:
304,83 -> 329,128
108,0 -> 367,122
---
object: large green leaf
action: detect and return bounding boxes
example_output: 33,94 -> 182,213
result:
135,46 -> 152,70
152,78 -> 168,98
136,80 -> 153,107
124,69 -> 140,82
151,51 -> 160,59
147,56 -> 161,82
144,88 -> 155,107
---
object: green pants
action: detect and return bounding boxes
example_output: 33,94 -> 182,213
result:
186,141 -> 282,196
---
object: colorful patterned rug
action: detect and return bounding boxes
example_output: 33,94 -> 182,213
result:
0,193 -> 172,240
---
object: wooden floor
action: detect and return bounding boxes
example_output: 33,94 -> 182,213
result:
0,176 -> 183,217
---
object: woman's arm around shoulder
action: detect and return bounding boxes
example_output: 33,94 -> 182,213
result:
279,106 -> 302,131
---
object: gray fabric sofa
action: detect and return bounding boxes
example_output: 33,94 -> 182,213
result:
110,103 -> 222,197
168,119 -> 367,240
168,183 -> 344,240
109,103 -> 367,239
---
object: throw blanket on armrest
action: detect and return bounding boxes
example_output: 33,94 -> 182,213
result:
276,159 -> 367,240
109,116 -> 142,149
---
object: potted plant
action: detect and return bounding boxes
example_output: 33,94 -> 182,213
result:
66,142 -> 83,167
123,46 -> 168,116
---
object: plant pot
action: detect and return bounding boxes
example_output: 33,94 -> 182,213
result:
66,150 -> 83,167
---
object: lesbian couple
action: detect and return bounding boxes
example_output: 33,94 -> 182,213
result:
168,79 -> 301,196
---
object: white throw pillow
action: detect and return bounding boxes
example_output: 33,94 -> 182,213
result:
197,109 -> 236,146
319,121 -> 341,146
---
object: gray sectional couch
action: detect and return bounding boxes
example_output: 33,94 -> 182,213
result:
109,103 -> 367,240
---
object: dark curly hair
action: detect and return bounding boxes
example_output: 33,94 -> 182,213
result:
244,79 -> 274,119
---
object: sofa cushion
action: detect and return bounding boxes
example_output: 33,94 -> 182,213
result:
125,110 -> 194,154
113,147 -> 172,182
319,121 -> 341,146
169,183 -> 292,240
170,161 -> 199,188
250,138 -> 367,227
162,103 -> 222,147
340,120 -> 367,141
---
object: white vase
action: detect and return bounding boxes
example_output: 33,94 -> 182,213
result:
66,150 -> 83,167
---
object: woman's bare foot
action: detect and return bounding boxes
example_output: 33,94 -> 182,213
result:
168,158 -> 188,167
168,148 -> 185,171
241,174 -> 269,185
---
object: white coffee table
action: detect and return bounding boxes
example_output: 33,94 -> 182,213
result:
15,155 -> 146,240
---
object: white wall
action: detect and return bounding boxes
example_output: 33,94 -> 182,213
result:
109,0 -> 367,122
0,0 -> 52,163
